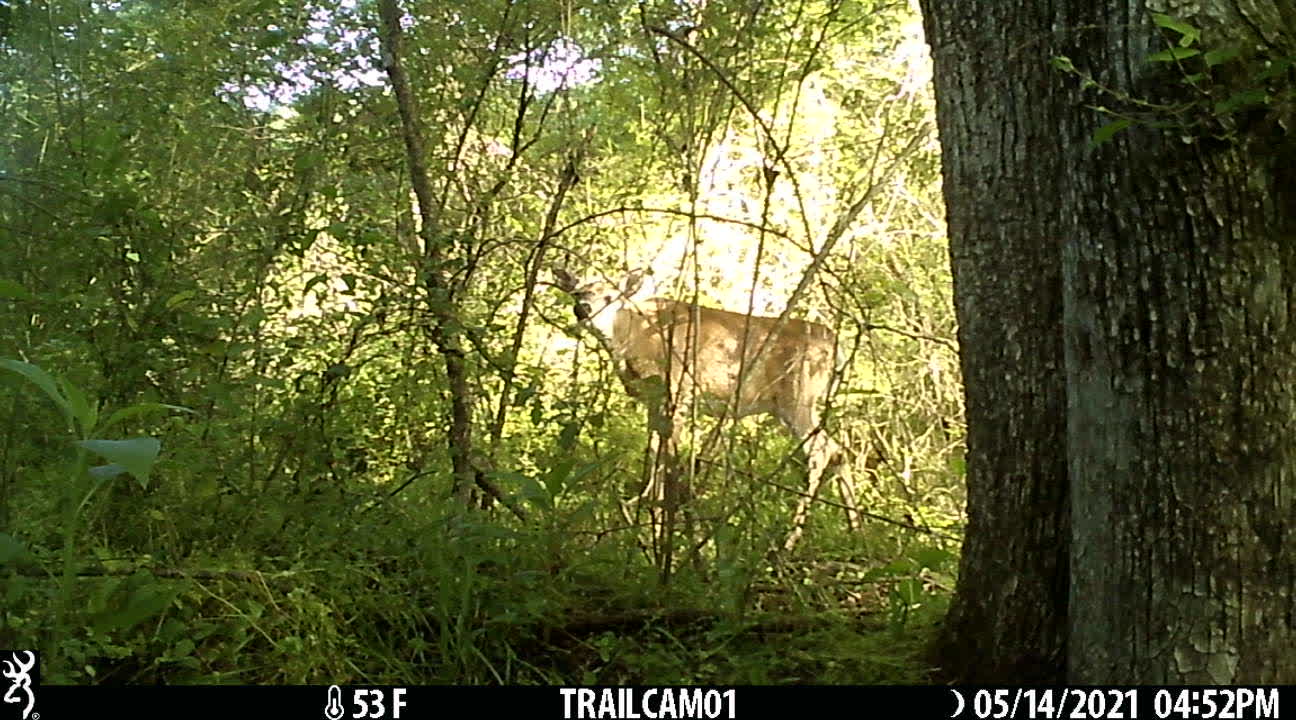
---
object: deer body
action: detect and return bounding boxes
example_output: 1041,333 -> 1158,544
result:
556,269 -> 856,550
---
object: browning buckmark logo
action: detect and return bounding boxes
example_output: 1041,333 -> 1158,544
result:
1,651 -> 37,720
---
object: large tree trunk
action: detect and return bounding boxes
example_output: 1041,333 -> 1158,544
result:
922,0 -> 1296,683
919,2 -> 1072,683
1056,2 -> 1296,683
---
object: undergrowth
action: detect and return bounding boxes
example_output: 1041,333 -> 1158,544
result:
4,500 -> 951,685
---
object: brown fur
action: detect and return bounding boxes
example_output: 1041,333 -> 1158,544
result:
556,270 -> 856,548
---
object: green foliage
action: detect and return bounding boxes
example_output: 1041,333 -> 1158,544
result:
0,359 -> 179,679
0,0 -> 958,684
1151,13 -> 1201,49
1053,12 -> 1293,148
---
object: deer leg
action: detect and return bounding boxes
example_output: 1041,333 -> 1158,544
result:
641,406 -> 685,584
779,404 -> 856,550
639,400 -> 680,499
822,434 -> 860,532
783,430 -> 833,551
836,471 -> 862,532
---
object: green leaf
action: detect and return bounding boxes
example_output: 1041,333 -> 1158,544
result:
0,279 -> 32,300
0,359 -> 73,428
1151,13 -> 1200,47
911,546 -> 956,570
1148,47 -> 1201,63
100,402 -> 194,435
75,437 -> 161,488
513,383 -> 538,407
514,472 -> 552,512
893,577 -> 926,603
1257,57 -> 1294,82
1050,55 -> 1075,73
1091,118 -> 1133,147
1215,89 -> 1269,114
171,638 -> 196,658
164,289 -> 197,310
542,456 -> 574,498
60,376 -> 98,435
1204,47 -> 1241,67
88,463 -> 128,480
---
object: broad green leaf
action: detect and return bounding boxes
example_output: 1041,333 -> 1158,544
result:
1091,118 -> 1132,147
542,456 -> 574,498
0,279 -> 32,300
567,461 -> 600,486
59,376 -> 98,435
88,463 -> 128,480
76,437 -> 161,488
1204,47 -> 1241,67
1148,47 -> 1201,63
893,577 -> 926,602
0,359 -> 73,427
1151,13 -> 1200,47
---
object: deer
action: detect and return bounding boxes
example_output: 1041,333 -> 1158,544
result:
552,267 -> 858,553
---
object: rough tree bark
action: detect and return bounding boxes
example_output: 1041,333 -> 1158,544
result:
1056,1 -> 1296,683
923,0 -> 1296,682
918,2 -> 1072,683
